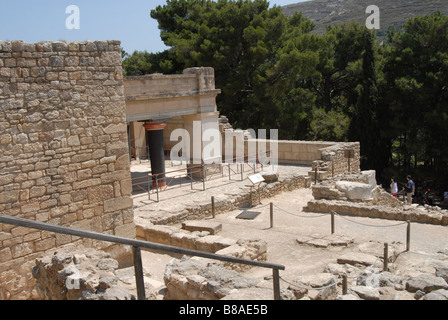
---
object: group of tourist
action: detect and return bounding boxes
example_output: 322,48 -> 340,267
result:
390,176 -> 448,207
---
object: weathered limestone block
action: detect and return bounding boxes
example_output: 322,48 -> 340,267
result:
337,252 -> 383,268
405,274 -> 448,293
32,245 -> 136,300
163,256 -> 260,300
290,273 -> 338,300
335,181 -> 373,201
349,286 -> 381,300
181,221 -> 222,235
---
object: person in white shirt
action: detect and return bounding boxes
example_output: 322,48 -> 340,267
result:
390,177 -> 398,198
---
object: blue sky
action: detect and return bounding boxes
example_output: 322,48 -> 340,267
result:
0,0 -> 307,54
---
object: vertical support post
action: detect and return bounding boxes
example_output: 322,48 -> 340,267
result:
331,211 -> 335,234
314,166 -> 317,185
270,202 -> 274,229
127,124 -> 132,162
383,243 -> 389,271
202,165 -> 206,191
273,269 -> 281,301
406,220 -> 411,252
133,246 -> 146,300
228,164 -> 231,180
148,175 -> 152,200
342,275 -> 348,295
155,175 -> 159,202
212,196 -> 215,218
240,163 -> 243,181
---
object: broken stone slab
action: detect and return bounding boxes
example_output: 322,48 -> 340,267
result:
289,273 -> 338,300
393,291 -> 415,300
181,220 -> 222,235
424,289 -> 448,300
324,263 -> 360,278
335,181 -> 374,201
349,285 -> 381,300
405,274 -> 448,293
296,234 -> 354,248
337,252 -> 383,268
354,241 -> 405,262
337,294 -> 362,300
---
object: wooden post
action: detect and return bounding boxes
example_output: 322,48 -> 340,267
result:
342,275 -> 348,295
406,220 -> 411,252
270,202 -> 274,229
383,243 -> 389,271
133,246 -> 146,300
332,161 -> 334,177
331,211 -> 335,234
212,196 -> 215,218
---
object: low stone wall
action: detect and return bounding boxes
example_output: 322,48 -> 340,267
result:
304,170 -> 448,226
136,223 -> 267,272
141,173 -> 311,226
304,200 -> 448,226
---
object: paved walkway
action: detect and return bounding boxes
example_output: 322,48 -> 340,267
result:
130,160 -> 311,221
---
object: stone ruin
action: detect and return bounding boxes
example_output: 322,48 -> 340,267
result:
0,40 -> 135,299
304,170 -> 448,226
2,39 -> 446,301
31,238 -> 448,300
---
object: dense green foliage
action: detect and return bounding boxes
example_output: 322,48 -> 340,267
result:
123,1 -> 448,189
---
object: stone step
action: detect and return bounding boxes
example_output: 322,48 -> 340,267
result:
181,220 -> 222,235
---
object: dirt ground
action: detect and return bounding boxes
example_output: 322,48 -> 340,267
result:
139,186 -> 448,291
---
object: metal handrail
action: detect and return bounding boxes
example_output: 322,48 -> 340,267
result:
0,214 -> 285,300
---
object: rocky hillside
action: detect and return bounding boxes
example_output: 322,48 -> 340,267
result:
282,0 -> 448,36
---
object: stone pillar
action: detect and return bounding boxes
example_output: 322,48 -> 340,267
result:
183,112 -> 221,179
143,122 -> 167,187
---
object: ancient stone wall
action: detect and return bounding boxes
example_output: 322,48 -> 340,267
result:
319,142 -> 361,176
0,40 -> 135,299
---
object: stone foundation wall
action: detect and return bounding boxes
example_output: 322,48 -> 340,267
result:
310,142 -> 361,181
304,200 -> 448,226
136,223 -> 267,272
0,40 -> 135,299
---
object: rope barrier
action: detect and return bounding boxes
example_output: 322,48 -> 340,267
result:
331,211 -> 408,228
273,204 -> 328,219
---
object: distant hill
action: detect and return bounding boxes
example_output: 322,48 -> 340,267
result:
282,0 -> 448,37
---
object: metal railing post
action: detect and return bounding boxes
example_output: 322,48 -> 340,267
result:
202,165 -> 206,191
155,175 -> 159,202
273,269 -> 281,300
132,246 -> 146,300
